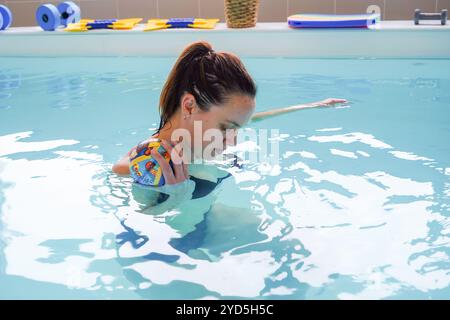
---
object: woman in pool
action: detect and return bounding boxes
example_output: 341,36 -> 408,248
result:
112,41 -> 346,201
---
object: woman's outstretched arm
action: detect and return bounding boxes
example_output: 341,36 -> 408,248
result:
250,98 -> 348,122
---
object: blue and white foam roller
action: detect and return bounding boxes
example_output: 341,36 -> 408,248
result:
57,1 -> 80,27
36,4 -> 60,31
0,5 -> 13,30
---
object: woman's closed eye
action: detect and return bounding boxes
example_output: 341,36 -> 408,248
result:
219,124 -> 231,132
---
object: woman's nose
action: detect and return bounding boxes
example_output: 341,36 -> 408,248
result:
224,130 -> 237,147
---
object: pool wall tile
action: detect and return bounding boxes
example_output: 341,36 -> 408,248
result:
117,0 -> 157,20
384,0 -> 435,20
77,0 -> 118,19
199,0 -> 225,21
157,0 -> 200,19
437,0 -> 450,10
259,0 -> 288,22
336,0 -> 385,19
4,0 -> 40,27
288,0 -> 336,15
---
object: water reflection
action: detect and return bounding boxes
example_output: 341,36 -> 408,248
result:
1,116 -> 449,299
88,162 -> 276,297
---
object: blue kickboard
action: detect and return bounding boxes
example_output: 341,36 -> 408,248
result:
288,14 -> 380,28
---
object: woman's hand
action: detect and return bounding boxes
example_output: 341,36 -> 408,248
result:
151,139 -> 189,185
112,146 -> 136,175
315,98 -> 348,107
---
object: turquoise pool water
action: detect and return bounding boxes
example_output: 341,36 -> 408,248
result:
0,56 -> 449,299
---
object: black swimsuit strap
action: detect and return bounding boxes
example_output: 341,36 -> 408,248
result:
189,175 -> 229,199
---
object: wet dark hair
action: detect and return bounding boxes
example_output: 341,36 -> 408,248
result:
157,41 -> 257,132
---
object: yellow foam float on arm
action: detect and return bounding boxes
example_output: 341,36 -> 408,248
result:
110,18 -> 142,30
64,18 -> 142,32
144,18 -> 219,31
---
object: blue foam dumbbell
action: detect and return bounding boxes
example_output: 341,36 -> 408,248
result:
0,5 -> 13,30
57,1 -> 81,26
36,1 -> 80,31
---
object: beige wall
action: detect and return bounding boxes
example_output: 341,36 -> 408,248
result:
2,0 -> 450,27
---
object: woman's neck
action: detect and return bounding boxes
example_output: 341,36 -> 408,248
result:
155,126 -> 172,142
155,116 -> 181,143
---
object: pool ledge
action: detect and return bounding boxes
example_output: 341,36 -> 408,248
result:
1,22 -> 450,58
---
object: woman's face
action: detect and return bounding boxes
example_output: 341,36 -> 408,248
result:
177,93 -> 256,159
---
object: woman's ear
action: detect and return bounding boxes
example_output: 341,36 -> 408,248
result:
180,93 -> 197,118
